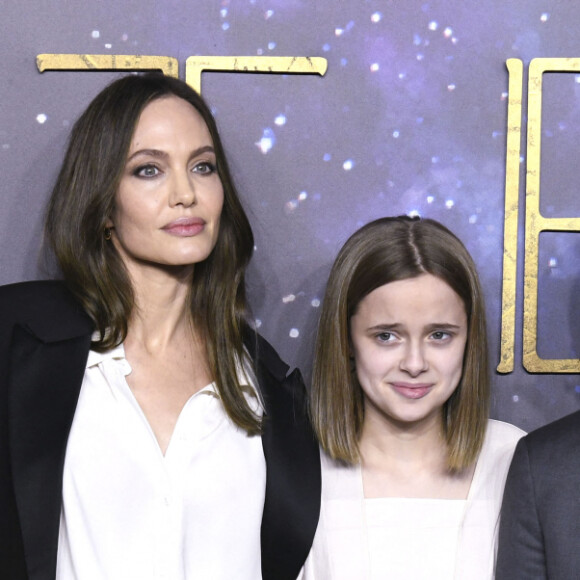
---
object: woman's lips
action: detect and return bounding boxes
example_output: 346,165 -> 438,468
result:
391,383 -> 434,400
162,217 -> 205,236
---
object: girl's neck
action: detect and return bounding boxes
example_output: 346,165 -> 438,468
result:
359,412 -> 474,499
360,411 -> 446,469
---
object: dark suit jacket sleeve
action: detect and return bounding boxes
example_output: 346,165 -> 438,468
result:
0,280 -> 94,580
0,286 -> 28,577
244,330 -> 321,580
496,437 -> 547,579
497,410 -> 580,580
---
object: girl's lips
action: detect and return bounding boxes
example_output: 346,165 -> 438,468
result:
391,383 -> 434,400
162,217 -> 205,236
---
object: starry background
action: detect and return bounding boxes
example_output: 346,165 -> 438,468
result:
1,0 -> 580,432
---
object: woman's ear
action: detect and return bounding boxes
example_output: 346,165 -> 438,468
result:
103,216 -> 115,241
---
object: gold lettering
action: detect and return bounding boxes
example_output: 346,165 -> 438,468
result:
36,54 -> 328,96
524,58 -> 580,372
185,56 -> 328,93
36,54 -> 179,77
498,58 -> 523,373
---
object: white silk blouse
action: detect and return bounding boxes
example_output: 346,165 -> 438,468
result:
56,343 -> 266,580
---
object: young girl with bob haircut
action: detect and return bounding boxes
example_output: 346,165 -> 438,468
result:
304,215 -> 523,579
0,73 -> 319,580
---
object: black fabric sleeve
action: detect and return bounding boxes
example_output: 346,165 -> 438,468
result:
496,437 -> 547,580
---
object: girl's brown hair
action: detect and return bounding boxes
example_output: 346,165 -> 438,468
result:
310,215 -> 489,471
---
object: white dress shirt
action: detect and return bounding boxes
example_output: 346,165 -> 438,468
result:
56,343 -> 266,580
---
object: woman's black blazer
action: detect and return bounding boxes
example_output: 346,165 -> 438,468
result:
0,281 -> 320,580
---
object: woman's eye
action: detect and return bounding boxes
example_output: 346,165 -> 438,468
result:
192,161 -> 217,175
134,164 -> 160,178
377,332 -> 395,343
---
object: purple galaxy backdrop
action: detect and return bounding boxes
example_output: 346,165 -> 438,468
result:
1,0 -> 580,430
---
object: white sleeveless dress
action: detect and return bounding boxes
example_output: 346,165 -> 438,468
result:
301,420 -> 524,580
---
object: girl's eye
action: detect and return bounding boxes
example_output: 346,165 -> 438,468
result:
431,331 -> 450,341
192,161 -> 217,175
377,332 -> 396,343
134,164 -> 160,178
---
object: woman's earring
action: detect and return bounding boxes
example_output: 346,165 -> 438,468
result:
104,227 -> 112,240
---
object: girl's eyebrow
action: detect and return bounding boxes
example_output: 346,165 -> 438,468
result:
365,322 -> 462,333
424,323 -> 462,332
366,323 -> 403,332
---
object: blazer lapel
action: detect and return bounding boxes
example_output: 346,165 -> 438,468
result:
249,334 -> 321,580
8,319 -> 92,580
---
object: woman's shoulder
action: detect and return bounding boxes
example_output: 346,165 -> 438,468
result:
0,280 -> 92,339
243,329 -> 291,382
0,279 -> 68,303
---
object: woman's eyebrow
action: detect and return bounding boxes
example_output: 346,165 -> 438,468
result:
126,145 -> 215,164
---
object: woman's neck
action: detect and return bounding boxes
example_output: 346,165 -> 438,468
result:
126,262 -> 195,353
120,263 -> 213,456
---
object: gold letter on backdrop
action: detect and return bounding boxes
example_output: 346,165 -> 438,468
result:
37,54 -> 179,76
523,58 -> 580,372
185,56 -> 328,93
37,54 -> 327,96
498,58 -> 523,373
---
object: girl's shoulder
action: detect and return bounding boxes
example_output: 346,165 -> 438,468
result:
466,420 -> 526,501
471,419 -> 526,486
485,419 -> 526,448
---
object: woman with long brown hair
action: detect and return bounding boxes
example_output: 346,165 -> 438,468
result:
0,73 -> 319,580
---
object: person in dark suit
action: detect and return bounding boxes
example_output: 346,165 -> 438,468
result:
0,73 -> 320,580
496,410 -> 580,579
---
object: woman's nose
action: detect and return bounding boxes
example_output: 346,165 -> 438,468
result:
169,171 -> 197,207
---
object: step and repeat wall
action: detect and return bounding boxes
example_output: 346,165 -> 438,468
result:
1,0 -> 579,432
